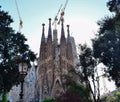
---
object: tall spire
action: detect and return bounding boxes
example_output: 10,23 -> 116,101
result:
66,24 -> 74,65
67,25 -> 70,40
39,23 -> 46,62
47,18 -> 52,57
41,23 -> 45,42
61,20 -> 65,39
48,18 -> 52,38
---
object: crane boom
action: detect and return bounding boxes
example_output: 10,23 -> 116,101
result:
56,4 -> 63,17
15,0 -> 23,32
52,4 -> 63,29
63,0 -> 68,11
58,0 -> 69,24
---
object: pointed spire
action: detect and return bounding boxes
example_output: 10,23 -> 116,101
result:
41,23 -> 45,42
67,25 -> 70,39
67,24 -> 71,42
48,18 -> 52,37
61,20 -> 65,38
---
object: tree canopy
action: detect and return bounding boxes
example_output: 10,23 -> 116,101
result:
78,44 -> 100,102
0,6 -> 36,94
93,0 -> 120,87
107,0 -> 120,14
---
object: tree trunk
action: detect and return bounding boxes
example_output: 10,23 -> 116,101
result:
96,73 -> 100,102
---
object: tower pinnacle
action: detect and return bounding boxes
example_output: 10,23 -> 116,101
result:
61,20 -> 65,39
48,18 -> 52,37
41,23 -> 45,42
67,25 -> 70,37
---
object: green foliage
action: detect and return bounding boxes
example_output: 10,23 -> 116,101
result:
2,91 -> 8,102
67,82 -> 90,102
79,44 -> 96,80
116,91 -> 120,97
0,6 -> 36,94
97,16 -> 115,34
42,82 -> 87,102
113,91 -> 120,101
93,3 -> 120,87
78,44 -> 100,102
50,75 -> 89,102
107,0 -> 120,14
106,96 -> 116,102
42,98 -> 56,102
99,91 -> 120,102
99,96 -> 107,102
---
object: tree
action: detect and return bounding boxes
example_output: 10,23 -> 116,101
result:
56,81 -> 84,102
107,0 -> 120,14
57,91 -> 83,102
99,91 -> 120,102
93,1 -> 120,87
0,6 -> 36,101
78,44 -> 100,102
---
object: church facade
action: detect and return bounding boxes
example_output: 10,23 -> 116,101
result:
37,18 -> 75,101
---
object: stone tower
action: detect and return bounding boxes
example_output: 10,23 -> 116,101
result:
37,18 -> 74,101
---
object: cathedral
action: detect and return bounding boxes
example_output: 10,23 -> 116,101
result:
8,18 -> 78,102
37,18 -> 75,101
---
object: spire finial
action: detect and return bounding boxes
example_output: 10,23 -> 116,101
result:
49,18 -> 51,24
67,24 -> 69,28
48,18 -> 52,37
60,19 -> 65,39
42,23 -> 45,27
42,23 -> 45,26
42,23 -> 45,32
67,25 -> 69,31
41,23 -> 45,42
67,25 -> 70,37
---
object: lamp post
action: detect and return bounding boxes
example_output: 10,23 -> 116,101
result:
19,62 -> 28,102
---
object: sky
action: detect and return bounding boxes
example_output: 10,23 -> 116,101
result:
1,0 -> 111,54
1,0 -> 116,94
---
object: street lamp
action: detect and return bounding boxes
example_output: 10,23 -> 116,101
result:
19,62 -> 28,102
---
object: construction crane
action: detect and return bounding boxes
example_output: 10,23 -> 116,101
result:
52,4 -> 62,29
14,0 -> 23,32
58,0 -> 69,24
